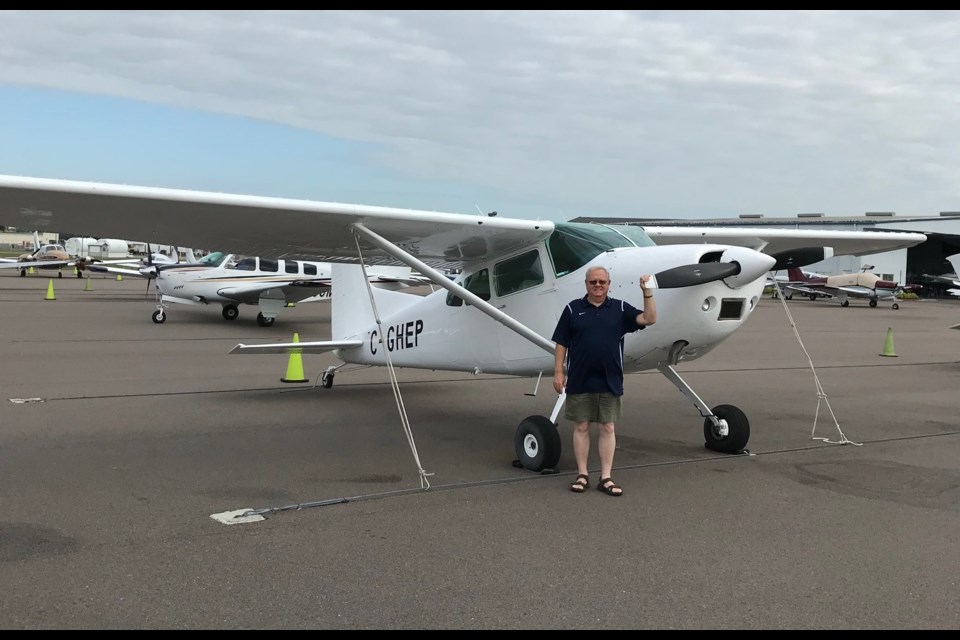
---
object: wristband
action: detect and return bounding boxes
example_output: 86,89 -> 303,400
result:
643,294 -> 653,299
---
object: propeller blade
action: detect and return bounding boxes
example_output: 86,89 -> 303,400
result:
655,262 -> 741,289
767,247 -> 833,271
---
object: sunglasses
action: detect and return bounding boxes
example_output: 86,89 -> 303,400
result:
588,279 -> 609,285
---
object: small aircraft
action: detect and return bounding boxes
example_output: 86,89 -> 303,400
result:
779,266 -> 918,309
0,231 -> 134,277
918,253 -> 960,297
141,251 -> 426,326
0,175 -> 927,472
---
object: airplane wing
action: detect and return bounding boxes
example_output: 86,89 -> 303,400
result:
230,339 -> 364,355
783,284 -> 834,299
215,280 -> 333,305
0,258 -> 72,269
85,263 -> 151,278
0,176 -> 554,271
642,227 -> 926,257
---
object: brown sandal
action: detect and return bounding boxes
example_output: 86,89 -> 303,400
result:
570,474 -> 590,493
597,477 -> 623,496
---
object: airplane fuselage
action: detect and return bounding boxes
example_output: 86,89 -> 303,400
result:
334,242 -> 769,377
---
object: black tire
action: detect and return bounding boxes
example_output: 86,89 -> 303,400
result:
222,305 -> 239,321
322,373 -> 334,389
151,310 -> 166,324
514,415 -> 561,472
20,269 -> 25,277
256,312 -> 275,327
703,404 -> 750,453
869,299 -> 877,308
892,303 -> 900,310
841,300 -> 849,307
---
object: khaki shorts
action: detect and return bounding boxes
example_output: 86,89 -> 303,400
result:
564,392 -> 622,424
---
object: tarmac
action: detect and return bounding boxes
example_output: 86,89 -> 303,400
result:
1,271 -> 959,629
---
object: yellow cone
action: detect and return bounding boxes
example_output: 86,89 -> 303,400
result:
281,332 -> 308,383
116,273 -> 123,282
879,327 -> 897,357
28,266 -> 35,275
44,279 -> 56,301
84,276 -> 92,291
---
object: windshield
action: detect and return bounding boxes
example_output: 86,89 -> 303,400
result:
196,251 -> 229,267
546,222 -> 655,277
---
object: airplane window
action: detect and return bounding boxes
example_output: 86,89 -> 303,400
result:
233,257 -> 257,271
284,261 -> 299,274
259,259 -> 279,273
495,250 -> 543,297
446,268 -> 490,306
304,264 -> 317,276
547,222 -> 650,277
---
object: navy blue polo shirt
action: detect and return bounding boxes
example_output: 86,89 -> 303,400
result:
551,295 -> 645,396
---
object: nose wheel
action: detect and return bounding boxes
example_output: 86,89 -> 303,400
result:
151,307 -> 166,324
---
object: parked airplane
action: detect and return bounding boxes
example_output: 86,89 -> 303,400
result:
919,253 -> 960,297
0,231 -> 133,277
145,252 -> 426,326
0,175 -> 927,471
780,267 -> 918,309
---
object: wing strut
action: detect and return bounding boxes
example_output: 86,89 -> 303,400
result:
350,223 -> 556,354
352,230 -> 434,490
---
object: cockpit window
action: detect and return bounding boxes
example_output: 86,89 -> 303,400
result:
197,251 -> 229,267
546,222 -> 654,277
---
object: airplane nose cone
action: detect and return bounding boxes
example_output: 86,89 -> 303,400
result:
719,246 -> 776,288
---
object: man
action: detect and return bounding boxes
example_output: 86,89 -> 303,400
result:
551,266 -> 656,496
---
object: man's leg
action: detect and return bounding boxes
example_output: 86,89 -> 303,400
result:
597,422 -> 616,480
573,421 -> 591,475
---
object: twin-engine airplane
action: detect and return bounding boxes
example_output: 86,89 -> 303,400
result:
780,267 -> 917,309
0,175 -> 927,472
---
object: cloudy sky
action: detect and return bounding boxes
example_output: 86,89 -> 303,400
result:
1,10 -> 959,221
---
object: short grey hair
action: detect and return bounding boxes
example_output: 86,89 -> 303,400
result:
585,265 -> 610,281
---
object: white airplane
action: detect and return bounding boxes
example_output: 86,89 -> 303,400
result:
144,252 -> 426,326
0,175 -> 927,470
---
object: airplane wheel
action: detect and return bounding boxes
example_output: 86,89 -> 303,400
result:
20,269 -> 26,277
58,271 -> 62,278
151,310 -> 166,324
322,372 -> 334,388
841,300 -> 849,307
514,415 -> 561,472
869,299 -> 877,308
892,303 -> 900,310
704,404 -> 750,454
222,305 -> 239,321
808,294 -> 817,300
785,293 -> 793,300
256,312 -> 275,327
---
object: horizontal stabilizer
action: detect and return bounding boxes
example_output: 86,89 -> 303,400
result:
655,262 -> 740,289
229,339 -> 363,355
768,246 -> 835,271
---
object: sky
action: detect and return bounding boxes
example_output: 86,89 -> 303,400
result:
2,10 -> 960,221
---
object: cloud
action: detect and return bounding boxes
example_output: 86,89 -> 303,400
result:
2,10 -> 960,217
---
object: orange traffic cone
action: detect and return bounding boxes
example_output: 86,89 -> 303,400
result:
281,333 -> 308,383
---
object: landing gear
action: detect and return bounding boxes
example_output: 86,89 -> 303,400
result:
151,309 -> 166,324
658,363 -> 751,454
222,304 -> 239,321
256,312 -> 275,327
57,271 -> 62,279
892,303 -> 900,310
869,299 -> 878,308
703,404 -> 750,453
840,300 -> 850,307
19,268 -> 25,277
513,415 -> 561,472
321,366 -> 336,388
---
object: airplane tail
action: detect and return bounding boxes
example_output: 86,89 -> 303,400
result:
331,263 -> 423,341
786,267 -> 810,282
184,247 -> 199,263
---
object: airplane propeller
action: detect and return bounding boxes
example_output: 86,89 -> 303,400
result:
654,262 -> 741,289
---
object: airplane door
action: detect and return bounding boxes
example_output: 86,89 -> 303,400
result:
493,248 -> 559,372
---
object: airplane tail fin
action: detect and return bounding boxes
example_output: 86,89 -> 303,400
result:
184,247 -> 199,263
331,263 -> 422,341
786,267 -> 809,282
